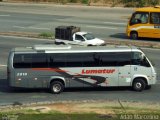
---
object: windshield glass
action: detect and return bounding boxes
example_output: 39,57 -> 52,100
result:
130,12 -> 149,25
132,52 -> 151,67
83,33 -> 95,40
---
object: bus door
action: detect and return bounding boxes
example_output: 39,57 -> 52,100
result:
118,65 -> 131,86
117,52 -> 131,86
150,12 -> 160,38
131,52 -> 152,84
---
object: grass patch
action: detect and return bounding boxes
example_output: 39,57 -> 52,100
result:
0,113 -> 113,120
39,32 -> 54,38
1,101 -> 160,120
0,112 -> 160,120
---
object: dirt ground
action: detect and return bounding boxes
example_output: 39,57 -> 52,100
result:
25,100 -> 160,114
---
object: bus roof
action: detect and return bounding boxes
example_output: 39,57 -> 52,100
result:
11,45 -> 141,53
135,6 -> 160,12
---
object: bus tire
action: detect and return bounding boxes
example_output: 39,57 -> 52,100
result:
132,78 -> 146,92
50,81 -> 64,94
130,31 -> 138,40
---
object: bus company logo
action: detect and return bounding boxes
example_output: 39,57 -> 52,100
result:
82,69 -> 115,74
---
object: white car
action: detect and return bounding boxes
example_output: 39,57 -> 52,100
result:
55,32 -> 105,46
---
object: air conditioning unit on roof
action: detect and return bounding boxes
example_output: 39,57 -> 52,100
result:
33,44 -> 71,50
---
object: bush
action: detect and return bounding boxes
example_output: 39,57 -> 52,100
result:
124,2 -> 135,7
81,0 -> 88,4
122,0 -> 146,7
69,0 -> 77,3
137,0 -> 145,7
39,32 -> 53,38
148,0 -> 159,6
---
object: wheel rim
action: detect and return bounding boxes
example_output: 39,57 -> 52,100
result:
135,82 -> 142,89
131,33 -> 138,40
53,84 -> 61,93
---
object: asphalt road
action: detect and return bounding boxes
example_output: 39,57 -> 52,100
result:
0,36 -> 159,106
0,2 -> 133,40
0,3 -> 160,105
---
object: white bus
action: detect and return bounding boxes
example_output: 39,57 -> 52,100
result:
7,45 -> 157,94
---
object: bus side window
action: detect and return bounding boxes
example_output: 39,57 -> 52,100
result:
97,53 -> 118,66
150,12 -> 160,24
48,53 -> 66,67
32,53 -> 48,68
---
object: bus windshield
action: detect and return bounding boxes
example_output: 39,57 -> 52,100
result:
130,12 -> 149,25
132,52 -> 150,67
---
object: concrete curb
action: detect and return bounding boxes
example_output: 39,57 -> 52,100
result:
0,32 -> 39,38
105,39 -> 160,49
0,32 -> 160,49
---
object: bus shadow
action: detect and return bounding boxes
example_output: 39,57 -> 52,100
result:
109,33 -> 128,40
0,78 -> 151,94
0,79 -> 11,93
6,87 -> 132,94
0,85 -> 132,94
64,87 -> 132,93
110,33 -> 160,42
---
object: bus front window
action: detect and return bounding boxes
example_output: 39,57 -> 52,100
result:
130,12 -> 149,25
132,52 -> 150,67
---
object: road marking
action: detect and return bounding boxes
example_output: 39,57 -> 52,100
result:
104,21 -> 126,25
13,26 -> 50,30
29,26 -> 50,30
0,35 -> 54,42
141,47 -> 160,51
13,26 -> 25,29
86,25 -> 117,30
0,64 -> 7,67
0,15 -> 10,17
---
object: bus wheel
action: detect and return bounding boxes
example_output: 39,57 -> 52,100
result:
132,79 -> 146,92
130,31 -> 138,40
50,81 -> 64,94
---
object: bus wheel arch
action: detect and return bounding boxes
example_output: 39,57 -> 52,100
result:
132,77 -> 147,92
55,41 -> 65,45
50,79 -> 65,94
88,44 -> 93,46
130,31 -> 138,40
